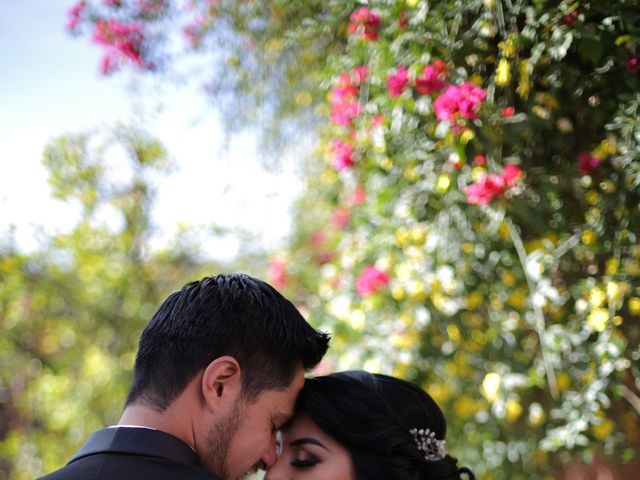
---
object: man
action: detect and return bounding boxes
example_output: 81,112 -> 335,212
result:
39,273 -> 330,480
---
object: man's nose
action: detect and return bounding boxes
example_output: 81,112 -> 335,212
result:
261,441 -> 278,470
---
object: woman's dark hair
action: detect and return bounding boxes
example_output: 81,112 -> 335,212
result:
126,273 -> 330,409
297,371 -> 474,480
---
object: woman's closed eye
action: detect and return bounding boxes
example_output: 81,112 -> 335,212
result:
291,451 -> 320,468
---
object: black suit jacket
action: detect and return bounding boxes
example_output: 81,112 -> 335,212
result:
38,427 -> 223,480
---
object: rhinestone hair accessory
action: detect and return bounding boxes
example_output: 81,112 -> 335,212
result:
409,428 -> 447,461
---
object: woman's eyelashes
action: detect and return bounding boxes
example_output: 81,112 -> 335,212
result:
291,451 -> 320,468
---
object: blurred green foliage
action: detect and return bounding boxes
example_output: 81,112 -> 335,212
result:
0,126 -> 267,479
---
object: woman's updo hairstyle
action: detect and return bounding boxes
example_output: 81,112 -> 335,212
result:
297,371 -> 474,480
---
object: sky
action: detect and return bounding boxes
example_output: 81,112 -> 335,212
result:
0,0 -> 305,261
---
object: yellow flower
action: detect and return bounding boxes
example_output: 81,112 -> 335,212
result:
407,280 -> 426,302
467,291 -> 483,309
391,331 -> 418,349
505,398 -> 523,423
607,281 -> 626,303
507,290 -> 526,309
581,229 -> 597,245
628,297 -> 640,316
588,287 -> 606,308
593,138 -> 617,159
556,371 -> 571,392
498,37 -> 517,58
379,157 -> 393,171
447,324 -> 461,344
495,58 -> 511,86
453,397 -> 479,419
501,271 -> 516,287
591,414 -> 615,441
471,166 -> 487,182
517,59 -> 532,99
391,285 -> 406,301
587,308 -> 609,332
585,190 -> 600,205
482,373 -> 501,402
460,129 -> 475,144
404,165 -> 420,182
428,383 -> 453,404
409,224 -> 428,246
436,174 -> 451,193
395,228 -> 410,248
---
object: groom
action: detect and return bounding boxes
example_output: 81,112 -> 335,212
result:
39,273 -> 330,480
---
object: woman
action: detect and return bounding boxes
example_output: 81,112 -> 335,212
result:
266,371 -> 474,480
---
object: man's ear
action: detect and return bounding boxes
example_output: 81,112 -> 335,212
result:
201,356 -> 242,412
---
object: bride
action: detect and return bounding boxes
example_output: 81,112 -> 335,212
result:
266,371 -> 474,480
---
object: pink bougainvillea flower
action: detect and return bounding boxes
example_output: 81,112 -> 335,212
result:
387,65 -> 409,98
330,101 -> 361,126
433,87 -> 459,121
356,265 -> 390,296
330,139 -> 355,171
456,82 -> 486,119
354,65 -> 368,84
331,74 -> 359,101
502,163 -> 522,186
434,82 -> 486,121
92,20 -> 146,74
372,114 -> 385,127
66,1 -> 86,32
465,164 -> 522,205
331,208 -> 350,229
627,57 -> 639,75
309,230 -> 327,247
465,175 -> 505,205
268,258 -> 287,289
474,154 -> 487,166
577,151 -> 600,175
562,10 -> 579,26
352,185 -> 366,205
415,61 -> 447,94
348,7 -> 381,41
329,73 -> 361,126
502,106 -> 516,117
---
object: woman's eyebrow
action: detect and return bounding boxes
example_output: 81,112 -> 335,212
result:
290,437 -> 330,451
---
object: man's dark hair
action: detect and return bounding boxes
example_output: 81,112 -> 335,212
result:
126,273 -> 330,409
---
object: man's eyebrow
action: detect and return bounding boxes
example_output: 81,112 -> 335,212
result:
289,438 -> 330,451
